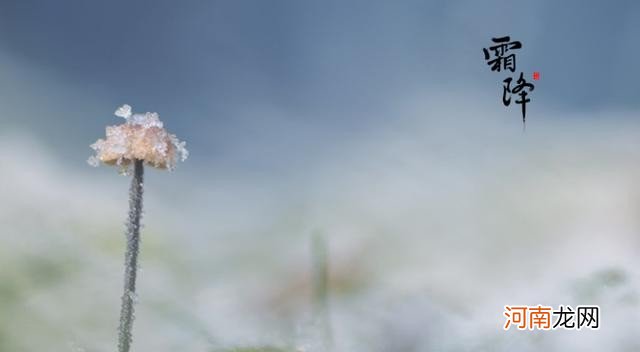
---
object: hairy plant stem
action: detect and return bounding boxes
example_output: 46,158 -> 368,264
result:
118,160 -> 144,352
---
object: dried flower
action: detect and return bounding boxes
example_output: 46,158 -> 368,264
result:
89,104 -> 188,172
88,104 -> 188,352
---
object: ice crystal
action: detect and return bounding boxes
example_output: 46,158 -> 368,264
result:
87,155 -> 100,167
115,104 -> 132,119
88,104 -> 188,170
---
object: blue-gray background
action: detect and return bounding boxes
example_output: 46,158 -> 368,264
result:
1,1 -> 639,351
2,1 -> 639,170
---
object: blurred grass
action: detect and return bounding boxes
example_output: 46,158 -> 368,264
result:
215,347 -> 295,352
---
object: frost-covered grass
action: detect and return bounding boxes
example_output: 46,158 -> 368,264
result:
1,110 -> 640,351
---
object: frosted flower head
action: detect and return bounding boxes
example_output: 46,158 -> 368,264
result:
89,104 -> 188,172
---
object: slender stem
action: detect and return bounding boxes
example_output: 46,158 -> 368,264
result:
312,233 -> 328,314
118,160 -> 144,352
311,232 -> 333,348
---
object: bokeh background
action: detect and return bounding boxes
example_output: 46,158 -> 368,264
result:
1,1 -> 640,351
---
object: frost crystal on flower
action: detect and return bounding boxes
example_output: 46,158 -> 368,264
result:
88,104 -> 188,171
115,104 -> 132,119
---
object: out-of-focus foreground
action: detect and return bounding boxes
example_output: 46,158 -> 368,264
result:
1,105 -> 640,351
